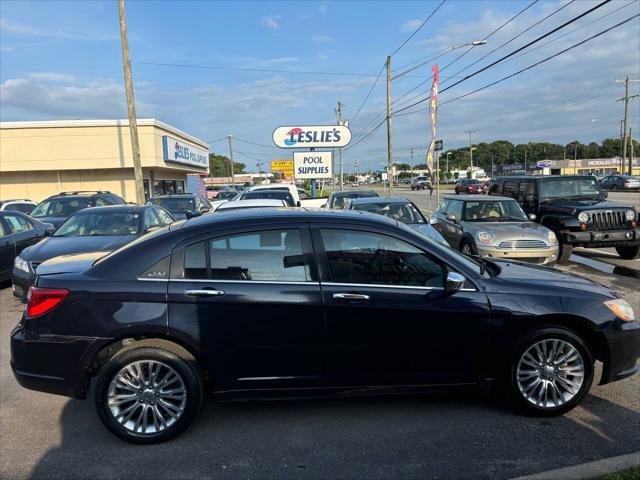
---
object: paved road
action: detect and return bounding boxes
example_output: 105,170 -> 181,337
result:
1,256 -> 639,480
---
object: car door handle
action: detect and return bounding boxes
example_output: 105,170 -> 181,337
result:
333,293 -> 370,301
184,289 -> 225,297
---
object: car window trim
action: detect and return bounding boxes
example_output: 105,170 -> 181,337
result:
168,223 -> 317,283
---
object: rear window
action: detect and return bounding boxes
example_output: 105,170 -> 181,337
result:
149,197 -> 196,214
31,197 -> 92,218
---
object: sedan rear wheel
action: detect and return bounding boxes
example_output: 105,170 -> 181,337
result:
507,327 -> 593,416
95,343 -> 202,444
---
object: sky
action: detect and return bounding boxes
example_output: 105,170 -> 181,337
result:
1,0 -> 639,172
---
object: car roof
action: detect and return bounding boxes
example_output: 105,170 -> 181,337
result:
151,194 -> 197,199
186,207 -> 399,229
45,191 -> 114,199
444,194 -> 515,201
0,199 -> 34,203
69,205 -> 146,214
331,190 -> 377,197
217,199 -> 286,209
347,196 -> 412,205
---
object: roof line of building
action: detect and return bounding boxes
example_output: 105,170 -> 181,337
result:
0,119 -> 209,150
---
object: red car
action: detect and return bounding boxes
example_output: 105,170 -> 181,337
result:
455,179 -> 488,194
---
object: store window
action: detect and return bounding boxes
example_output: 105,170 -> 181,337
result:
152,180 -> 186,197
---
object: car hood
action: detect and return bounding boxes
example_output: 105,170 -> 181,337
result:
21,235 -> 134,263
463,221 -> 550,239
486,260 -> 615,298
409,223 -> 448,245
540,200 -> 634,214
36,251 -> 109,276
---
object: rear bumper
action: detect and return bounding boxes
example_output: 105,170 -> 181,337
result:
600,320 -> 640,385
562,228 -> 639,247
10,323 -> 100,399
477,245 -> 559,265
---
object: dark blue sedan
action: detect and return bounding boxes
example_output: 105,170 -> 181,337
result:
11,205 -> 175,300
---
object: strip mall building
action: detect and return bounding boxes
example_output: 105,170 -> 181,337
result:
0,119 -> 209,202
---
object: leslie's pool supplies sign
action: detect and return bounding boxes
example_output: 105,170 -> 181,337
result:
293,152 -> 333,179
273,125 -> 351,149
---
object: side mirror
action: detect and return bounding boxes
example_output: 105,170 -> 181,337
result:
429,217 -> 438,225
296,201 -> 301,207
445,272 -> 466,293
44,224 -> 55,236
446,214 -> 457,223
527,213 -> 537,221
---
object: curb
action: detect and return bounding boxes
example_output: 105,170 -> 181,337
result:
512,451 -> 640,480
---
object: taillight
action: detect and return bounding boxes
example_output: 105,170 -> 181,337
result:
26,287 -> 69,317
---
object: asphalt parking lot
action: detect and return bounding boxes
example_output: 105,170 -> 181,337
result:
1,245 -> 639,479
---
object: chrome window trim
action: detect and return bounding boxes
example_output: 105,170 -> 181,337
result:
321,281 -> 477,292
137,277 -> 169,282
165,278 -> 319,286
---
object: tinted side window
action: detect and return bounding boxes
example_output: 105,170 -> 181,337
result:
5,203 -> 34,214
320,229 -> 444,287
0,219 -> 6,237
436,199 -> 449,214
4,214 -> 33,233
502,181 -> 517,198
155,208 -> 174,225
183,229 -> 307,281
144,208 -> 161,229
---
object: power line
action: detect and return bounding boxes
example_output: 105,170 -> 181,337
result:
134,61 -> 438,78
351,62 -> 386,125
390,0 -> 447,57
442,0 -> 576,85
392,0 -> 615,116
344,117 -> 388,152
439,0 -> 613,94
394,13 -> 639,118
233,137 -> 278,149
207,136 -> 228,144
440,0 -> 540,73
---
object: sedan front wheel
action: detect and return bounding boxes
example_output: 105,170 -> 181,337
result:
507,327 -> 593,416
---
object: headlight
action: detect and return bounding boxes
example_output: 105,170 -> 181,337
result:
626,210 -> 636,221
578,212 -> 589,223
604,299 -> 635,322
547,230 -> 558,244
477,231 -> 492,245
14,256 -> 30,273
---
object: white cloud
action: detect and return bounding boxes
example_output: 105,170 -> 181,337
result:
317,53 -> 328,60
311,34 -> 333,44
401,19 -> 423,32
261,15 -> 281,30
0,18 -> 117,41
29,72 -> 77,83
264,57 -> 300,65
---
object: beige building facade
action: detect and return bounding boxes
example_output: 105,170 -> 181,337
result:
0,119 -> 209,202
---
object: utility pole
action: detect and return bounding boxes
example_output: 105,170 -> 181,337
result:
386,56 -> 393,196
524,149 -> 527,176
628,128 -> 633,170
410,148 -> 414,178
616,77 -> 640,175
227,135 -> 235,188
335,101 -> 344,191
620,119 -> 625,172
118,0 -> 145,204
465,130 -> 476,178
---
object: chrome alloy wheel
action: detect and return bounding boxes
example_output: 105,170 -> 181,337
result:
107,360 -> 187,435
516,339 -> 585,409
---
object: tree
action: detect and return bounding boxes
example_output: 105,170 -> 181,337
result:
395,163 -> 411,171
209,153 -> 246,177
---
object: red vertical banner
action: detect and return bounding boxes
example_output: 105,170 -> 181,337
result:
426,64 -> 439,180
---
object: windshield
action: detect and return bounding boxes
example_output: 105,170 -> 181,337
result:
539,177 -> 602,201
353,201 -> 425,224
54,212 -> 140,236
333,191 -> 378,208
149,197 -> 195,214
31,198 -> 92,218
464,200 -> 527,222
241,190 -> 295,206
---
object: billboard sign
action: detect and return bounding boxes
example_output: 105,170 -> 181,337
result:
270,160 -> 294,177
293,151 -> 332,179
162,136 -> 208,169
273,125 -> 351,148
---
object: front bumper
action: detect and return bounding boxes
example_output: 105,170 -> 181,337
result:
563,228 -> 639,248
10,323 -> 100,399
11,267 -> 35,302
600,320 -> 640,385
477,245 -> 559,265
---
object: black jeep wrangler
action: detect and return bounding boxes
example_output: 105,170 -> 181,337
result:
489,175 -> 639,263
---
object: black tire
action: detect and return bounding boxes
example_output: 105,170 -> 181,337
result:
611,185 -> 618,191
460,239 -> 477,256
616,245 -> 640,259
504,326 -> 593,416
94,341 -> 203,444
556,240 -> 573,264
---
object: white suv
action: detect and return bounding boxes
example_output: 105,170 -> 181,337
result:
0,199 -> 37,214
